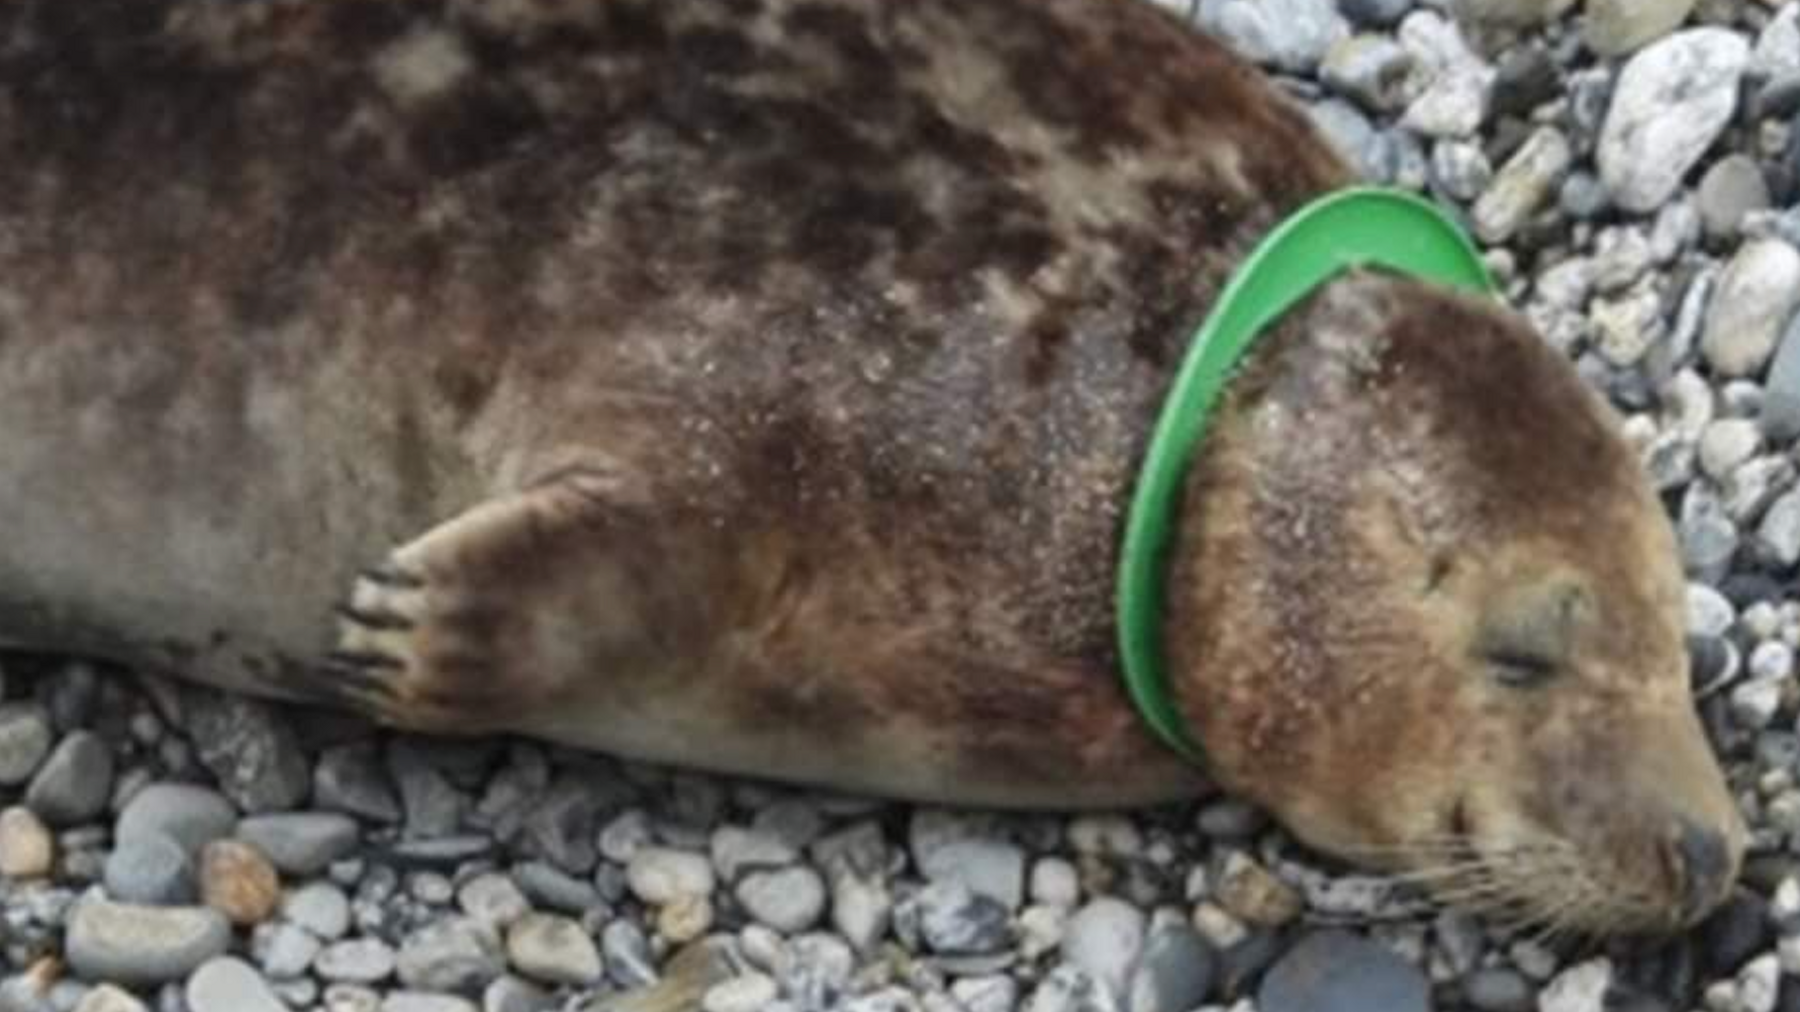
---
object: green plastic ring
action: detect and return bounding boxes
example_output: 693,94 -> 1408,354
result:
1115,186 -> 1500,761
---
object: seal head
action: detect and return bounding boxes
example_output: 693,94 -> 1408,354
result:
1170,271 -> 1746,934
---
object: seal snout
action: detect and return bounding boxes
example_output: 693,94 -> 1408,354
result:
1667,817 -> 1738,926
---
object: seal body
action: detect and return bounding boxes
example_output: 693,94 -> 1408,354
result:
0,0 -> 1745,932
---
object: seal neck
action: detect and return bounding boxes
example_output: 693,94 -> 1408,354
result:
1115,186 -> 1499,763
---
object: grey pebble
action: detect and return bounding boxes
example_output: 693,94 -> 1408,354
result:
1062,898 -> 1146,1004
1258,931 -> 1430,1012
104,831 -> 196,906
24,732 -> 113,826
283,882 -> 352,940
183,692 -> 310,814
736,866 -> 827,933
512,861 -> 598,914
184,956 -> 284,1012
388,743 -> 467,839
1127,924 -> 1215,1012
1321,34 -> 1412,112
64,900 -> 231,986
0,704 -> 53,786
253,921 -> 321,978
1599,28 -> 1750,213
627,847 -> 715,904
115,784 -> 237,857
1337,0 -> 1409,28
1208,0 -> 1347,74
515,778 -> 598,874
601,920 -> 658,989
505,912 -> 603,987
1760,313 -> 1800,442
316,938 -> 398,985
397,917 -> 506,993
1700,156 -> 1771,241
1758,488 -> 1800,567
458,873 -> 531,929
710,825 -> 798,882
235,813 -> 359,875
915,881 -> 1012,957
1702,238 -> 1800,379
1465,967 -> 1536,1012
315,744 -> 401,824
481,975 -> 554,1012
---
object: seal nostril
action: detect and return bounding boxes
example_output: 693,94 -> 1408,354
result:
1671,820 -> 1731,921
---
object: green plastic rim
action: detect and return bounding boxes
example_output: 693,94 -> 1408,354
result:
1115,186 -> 1500,762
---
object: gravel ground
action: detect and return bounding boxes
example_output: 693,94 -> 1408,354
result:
3,0 -> 1800,1010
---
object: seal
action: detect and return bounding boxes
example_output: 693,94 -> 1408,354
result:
0,0 -> 1745,933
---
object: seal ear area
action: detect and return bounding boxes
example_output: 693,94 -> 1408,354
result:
1470,578 -> 1593,689
319,466 -> 693,733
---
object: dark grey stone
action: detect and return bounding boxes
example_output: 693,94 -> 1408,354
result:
24,731 -> 113,826
1258,931 -> 1429,1012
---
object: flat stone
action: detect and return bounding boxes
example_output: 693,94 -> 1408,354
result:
1208,0 -> 1348,74
1258,931 -> 1429,1012
185,956 -> 285,1012
236,813 -> 359,875
24,731 -> 112,826
64,899 -> 231,986
253,921 -> 322,978
1761,312 -> 1800,442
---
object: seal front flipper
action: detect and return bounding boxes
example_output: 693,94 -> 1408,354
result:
321,465 -> 693,734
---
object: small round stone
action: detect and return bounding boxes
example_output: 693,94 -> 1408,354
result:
199,839 -> 281,926
1029,858 -> 1080,908
253,921 -> 321,978
505,912 -> 603,987
283,882 -> 352,940
627,847 -> 716,905
656,894 -> 713,943
457,873 -> 532,929
1062,898 -> 1146,1002
917,881 -> 1012,956
0,806 -> 54,879
185,956 -> 285,1012
736,866 -> 827,934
